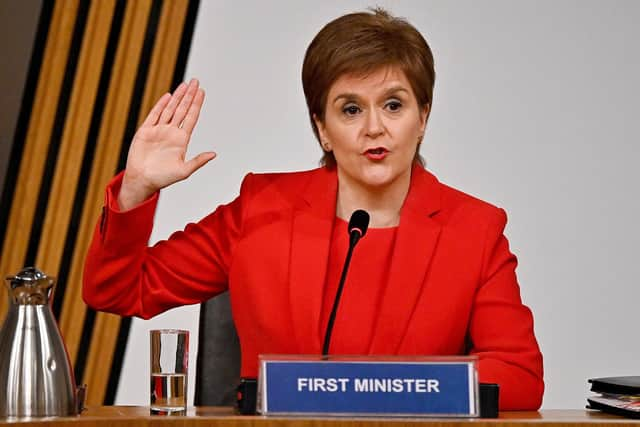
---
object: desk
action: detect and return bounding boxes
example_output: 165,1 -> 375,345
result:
0,408 -> 635,427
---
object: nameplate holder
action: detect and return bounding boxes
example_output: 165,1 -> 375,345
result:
257,355 -> 479,417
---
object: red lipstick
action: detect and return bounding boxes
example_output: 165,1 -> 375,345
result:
364,147 -> 389,160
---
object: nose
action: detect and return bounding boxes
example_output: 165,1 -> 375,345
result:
364,108 -> 384,138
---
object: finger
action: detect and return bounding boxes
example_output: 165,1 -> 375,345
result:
182,88 -> 205,134
159,82 -> 187,123
183,151 -> 216,177
142,93 -> 171,126
171,79 -> 199,126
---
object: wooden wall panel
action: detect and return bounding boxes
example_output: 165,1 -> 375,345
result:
139,0 -> 190,124
59,0 -> 153,370
35,0 -> 116,279
0,0 -> 200,405
0,0 -> 79,317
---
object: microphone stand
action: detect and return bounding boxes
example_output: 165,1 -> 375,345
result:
322,230 -> 362,357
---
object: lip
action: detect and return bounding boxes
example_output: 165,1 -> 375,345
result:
363,146 -> 389,161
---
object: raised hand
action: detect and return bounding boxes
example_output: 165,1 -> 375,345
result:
118,79 -> 216,210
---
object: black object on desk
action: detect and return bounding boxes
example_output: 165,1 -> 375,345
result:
479,383 -> 500,418
587,376 -> 640,418
589,376 -> 640,395
237,378 -> 258,415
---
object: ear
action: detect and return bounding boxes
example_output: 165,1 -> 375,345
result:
313,113 -> 326,138
313,113 -> 331,150
419,103 -> 431,135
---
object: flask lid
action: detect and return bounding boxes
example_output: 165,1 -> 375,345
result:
5,266 -> 55,305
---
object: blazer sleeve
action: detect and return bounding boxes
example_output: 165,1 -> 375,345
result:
470,208 -> 544,410
82,172 -> 251,319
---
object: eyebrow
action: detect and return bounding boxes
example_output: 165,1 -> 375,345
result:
332,85 -> 411,104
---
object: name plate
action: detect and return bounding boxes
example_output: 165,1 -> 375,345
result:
258,355 -> 478,417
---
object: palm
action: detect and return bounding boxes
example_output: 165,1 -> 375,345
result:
120,79 -> 215,208
130,123 -> 193,188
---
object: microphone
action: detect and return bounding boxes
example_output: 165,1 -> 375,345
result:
322,209 -> 370,357
348,209 -> 369,246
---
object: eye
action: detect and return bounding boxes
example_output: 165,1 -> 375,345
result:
342,104 -> 361,116
385,100 -> 403,112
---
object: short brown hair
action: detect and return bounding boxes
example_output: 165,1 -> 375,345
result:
302,8 -> 435,167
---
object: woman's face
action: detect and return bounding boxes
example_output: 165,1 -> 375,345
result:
315,66 -> 429,192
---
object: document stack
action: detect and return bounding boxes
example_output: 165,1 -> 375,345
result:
587,376 -> 640,418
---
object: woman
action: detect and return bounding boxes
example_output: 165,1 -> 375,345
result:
83,9 -> 543,410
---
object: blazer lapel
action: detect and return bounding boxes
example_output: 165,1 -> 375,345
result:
369,166 -> 443,354
289,168 -> 337,354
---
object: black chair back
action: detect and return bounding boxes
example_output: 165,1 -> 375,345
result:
194,291 -> 241,406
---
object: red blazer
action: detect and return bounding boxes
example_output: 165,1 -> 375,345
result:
83,165 -> 544,410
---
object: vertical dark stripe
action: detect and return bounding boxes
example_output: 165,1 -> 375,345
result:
72,0 -> 164,397
0,0 -> 52,255
73,308 -> 95,382
193,302 -> 207,405
171,0 -> 200,89
103,317 -> 131,404
52,0 -> 127,319
24,0 -> 92,266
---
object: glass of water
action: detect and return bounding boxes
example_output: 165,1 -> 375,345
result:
149,329 -> 189,415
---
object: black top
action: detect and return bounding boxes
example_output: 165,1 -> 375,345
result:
589,376 -> 640,395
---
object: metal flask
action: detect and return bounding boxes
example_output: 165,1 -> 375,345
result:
0,267 -> 83,417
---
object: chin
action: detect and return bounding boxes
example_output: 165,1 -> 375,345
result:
360,169 -> 402,189
338,161 -> 410,190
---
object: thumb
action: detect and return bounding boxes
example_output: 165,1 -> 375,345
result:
183,151 -> 216,177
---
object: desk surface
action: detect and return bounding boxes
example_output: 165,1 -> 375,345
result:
1,407 -> 637,427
